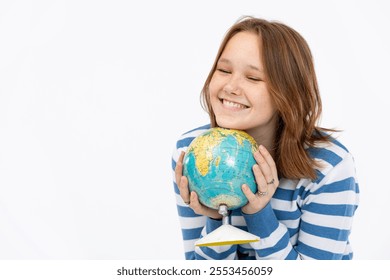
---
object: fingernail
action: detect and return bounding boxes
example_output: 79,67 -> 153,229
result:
259,145 -> 265,151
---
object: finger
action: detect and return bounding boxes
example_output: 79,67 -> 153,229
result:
190,191 -> 208,215
190,192 -> 221,219
190,191 -> 200,208
242,184 -> 258,204
254,148 -> 278,190
174,151 -> 185,185
178,176 -> 190,204
254,149 -> 273,179
252,164 -> 267,193
258,145 -> 278,182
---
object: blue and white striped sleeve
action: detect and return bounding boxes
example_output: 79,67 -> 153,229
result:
172,133 -> 204,259
296,150 -> 360,259
172,125 -> 221,260
243,142 -> 360,259
172,125 -> 240,260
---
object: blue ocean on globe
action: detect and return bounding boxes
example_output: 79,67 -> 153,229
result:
183,127 -> 258,210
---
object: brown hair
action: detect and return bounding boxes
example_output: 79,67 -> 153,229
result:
201,16 -> 336,180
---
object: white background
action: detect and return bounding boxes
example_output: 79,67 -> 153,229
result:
0,0 -> 389,260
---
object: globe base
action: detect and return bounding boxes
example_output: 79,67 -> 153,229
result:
195,224 -> 260,247
195,204 -> 259,246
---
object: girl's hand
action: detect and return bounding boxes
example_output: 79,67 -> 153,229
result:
175,151 -> 222,219
241,145 -> 279,215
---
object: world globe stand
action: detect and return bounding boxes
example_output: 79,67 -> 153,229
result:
195,204 -> 260,247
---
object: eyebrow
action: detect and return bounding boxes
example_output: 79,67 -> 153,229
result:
218,58 -> 263,73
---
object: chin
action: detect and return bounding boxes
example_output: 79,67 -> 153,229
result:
216,119 -> 246,131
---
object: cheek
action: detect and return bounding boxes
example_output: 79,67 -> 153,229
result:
208,81 -> 217,97
261,98 -> 278,117
208,76 -> 224,96
250,91 -> 276,113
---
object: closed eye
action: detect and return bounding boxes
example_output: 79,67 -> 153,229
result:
247,76 -> 262,82
217,68 -> 231,74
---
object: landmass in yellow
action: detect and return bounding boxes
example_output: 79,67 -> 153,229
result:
187,128 -> 258,176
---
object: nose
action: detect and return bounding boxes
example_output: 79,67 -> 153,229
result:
223,75 -> 242,95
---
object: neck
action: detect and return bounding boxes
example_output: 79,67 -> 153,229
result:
245,117 -> 278,158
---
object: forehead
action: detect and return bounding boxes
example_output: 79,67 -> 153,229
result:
219,31 -> 263,67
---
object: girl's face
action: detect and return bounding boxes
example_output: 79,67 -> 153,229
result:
209,31 -> 278,136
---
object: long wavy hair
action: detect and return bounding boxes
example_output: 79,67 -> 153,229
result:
201,17 -> 335,180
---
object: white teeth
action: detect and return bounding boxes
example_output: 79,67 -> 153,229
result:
223,99 -> 247,109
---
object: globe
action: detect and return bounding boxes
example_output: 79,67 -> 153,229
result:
183,127 -> 258,210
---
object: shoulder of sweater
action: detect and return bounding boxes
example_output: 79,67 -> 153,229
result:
306,137 -> 357,185
175,124 -> 211,149
307,137 -> 352,167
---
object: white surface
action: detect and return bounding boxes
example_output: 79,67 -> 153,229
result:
0,0 -> 389,259
195,225 -> 259,247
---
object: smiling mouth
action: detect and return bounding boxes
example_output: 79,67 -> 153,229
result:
221,98 -> 249,110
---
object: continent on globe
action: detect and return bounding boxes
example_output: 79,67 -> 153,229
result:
183,127 -> 259,210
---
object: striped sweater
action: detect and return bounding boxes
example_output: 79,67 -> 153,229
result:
172,124 -> 359,260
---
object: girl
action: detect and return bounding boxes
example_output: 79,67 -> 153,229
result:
173,17 -> 359,260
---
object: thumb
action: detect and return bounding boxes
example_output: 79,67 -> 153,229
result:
242,184 -> 257,204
